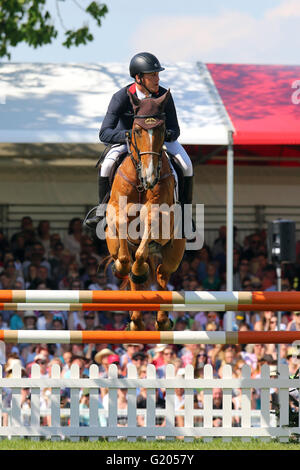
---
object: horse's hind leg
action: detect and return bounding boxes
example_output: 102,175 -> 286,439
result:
128,278 -> 146,331
155,239 -> 186,331
128,238 -> 152,331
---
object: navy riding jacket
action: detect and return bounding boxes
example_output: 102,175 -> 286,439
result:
99,83 -> 180,145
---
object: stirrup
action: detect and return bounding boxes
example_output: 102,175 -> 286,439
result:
83,206 -> 103,229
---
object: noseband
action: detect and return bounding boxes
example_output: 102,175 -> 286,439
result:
126,115 -> 165,192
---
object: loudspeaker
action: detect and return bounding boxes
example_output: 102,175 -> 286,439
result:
267,219 -> 296,264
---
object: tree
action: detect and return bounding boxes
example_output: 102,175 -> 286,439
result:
0,0 -> 108,59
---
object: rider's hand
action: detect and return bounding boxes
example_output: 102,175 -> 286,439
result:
165,129 -> 174,142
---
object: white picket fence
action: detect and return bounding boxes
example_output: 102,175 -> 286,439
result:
0,362 -> 299,441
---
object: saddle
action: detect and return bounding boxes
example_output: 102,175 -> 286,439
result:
96,144 -> 184,202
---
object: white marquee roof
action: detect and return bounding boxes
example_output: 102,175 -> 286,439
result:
0,62 -> 233,146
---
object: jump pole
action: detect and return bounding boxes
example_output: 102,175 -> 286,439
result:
1,330 -> 300,344
1,290 -> 300,309
1,303 -> 300,312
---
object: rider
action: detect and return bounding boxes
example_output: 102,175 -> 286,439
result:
85,52 -> 194,229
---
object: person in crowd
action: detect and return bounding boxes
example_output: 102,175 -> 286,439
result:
3,216 -> 300,429
61,350 -> 73,376
286,347 -> 300,376
242,233 -> 264,261
63,355 -> 88,378
2,259 -> 24,288
287,310 -> 300,331
11,216 -> 36,248
63,217 -> 83,264
149,344 -> 167,369
131,350 -> 148,370
22,311 -> 38,330
233,258 -> 254,290
202,262 -> 221,291
10,310 -> 24,330
119,343 -> 143,372
94,348 -> 114,377
31,352 -> 50,378
23,242 -> 52,278
261,264 -> 277,291
156,346 -> 176,378
36,220 -> 52,258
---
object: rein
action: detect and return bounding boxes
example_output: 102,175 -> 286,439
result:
124,124 -> 163,192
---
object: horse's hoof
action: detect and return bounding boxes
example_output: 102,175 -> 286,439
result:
112,262 -> 129,280
155,319 -> 173,331
128,320 -> 144,331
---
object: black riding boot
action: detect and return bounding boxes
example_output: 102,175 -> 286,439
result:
181,175 -> 195,239
84,176 -> 110,228
182,175 -> 193,205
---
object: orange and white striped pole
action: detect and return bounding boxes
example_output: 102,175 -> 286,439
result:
0,290 -> 300,311
0,330 -> 300,344
1,302 -> 300,312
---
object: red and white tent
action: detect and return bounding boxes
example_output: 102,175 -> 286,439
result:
205,63 -> 300,166
207,63 -> 300,146
0,61 -> 299,150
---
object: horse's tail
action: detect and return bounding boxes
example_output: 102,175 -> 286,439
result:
119,277 -> 130,290
99,254 -> 113,274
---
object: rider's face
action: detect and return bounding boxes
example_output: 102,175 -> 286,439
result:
136,72 -> 160,95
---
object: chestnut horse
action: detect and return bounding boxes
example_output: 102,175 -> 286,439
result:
105,89 -> 186,331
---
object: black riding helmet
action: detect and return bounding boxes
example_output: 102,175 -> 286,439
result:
129,52 -> 165,78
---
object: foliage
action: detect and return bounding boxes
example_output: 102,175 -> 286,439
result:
0,0 -> 108,59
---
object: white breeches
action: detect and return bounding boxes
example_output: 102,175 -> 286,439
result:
100,141 -> 193,177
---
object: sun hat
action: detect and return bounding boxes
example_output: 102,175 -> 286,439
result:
154,344 -> 167,353
5,358 -> 25,373
34,353 -> 48,362
23,311 -> 37,319
94,348 -> 114,364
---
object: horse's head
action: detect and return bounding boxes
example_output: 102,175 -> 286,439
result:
128,89 -> 170,190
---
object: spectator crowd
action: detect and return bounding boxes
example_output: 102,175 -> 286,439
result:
1,216 -> 300,428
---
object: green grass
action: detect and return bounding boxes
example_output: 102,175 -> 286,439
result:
1,438 -> 300,450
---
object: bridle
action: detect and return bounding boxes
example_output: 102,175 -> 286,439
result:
125,113 -> 165,192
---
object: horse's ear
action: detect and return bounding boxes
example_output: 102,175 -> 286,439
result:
156,89 -> 171,109
127,89 -> 140,112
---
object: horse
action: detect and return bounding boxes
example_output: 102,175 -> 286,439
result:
105,89 -> 186,331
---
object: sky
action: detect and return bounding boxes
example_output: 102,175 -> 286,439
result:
5,0 -> 300,65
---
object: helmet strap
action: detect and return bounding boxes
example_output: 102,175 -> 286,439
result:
136,73 -> 153,97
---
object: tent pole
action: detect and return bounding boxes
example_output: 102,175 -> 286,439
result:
226,131 -> 234,331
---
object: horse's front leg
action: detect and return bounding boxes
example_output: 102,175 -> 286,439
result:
155,238 -> 186,331
131,204 -> 151,283
129,240 -> 148,331
107,201 -> 131,279
129,205 -> 152,331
